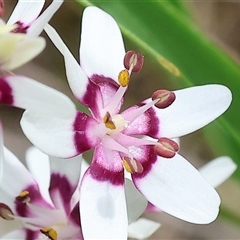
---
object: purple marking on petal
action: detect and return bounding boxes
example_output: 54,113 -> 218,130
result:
73,111 -> 98,154
69,204 -> 84,239
141,106 -> 160,138
0,78 -> 13,105
49,173 -> 75,214
15,185 -> 50,217
81,75 -> 121,119
70,203 -> 81,228
132,147 -> 157,179
89,163 -> 124,185
26,230 -> 38,240
11,21 -> 29,34
122,105 -> 160,137
49,173 -> 72,202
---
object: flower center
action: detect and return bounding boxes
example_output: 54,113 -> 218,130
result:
103,112 -> 128,135
99,50 -> 180,174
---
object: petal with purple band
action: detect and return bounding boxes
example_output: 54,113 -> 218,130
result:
44,24 -> 121,119
122,105 -> 160,137
25,147 -> 52,206
147,84 -> 232,139
80,171 -> 128,239
0,75 -> 75,117
91,144 -> 123,179
1,147 -> 37,199
85,75 -> 121,119
132,154 -> 220,224
80,6 -> 125,81
7,0 -> 44,25
49,154 -> 82,212
21,110 -> 78,158
27,0 -> 63,37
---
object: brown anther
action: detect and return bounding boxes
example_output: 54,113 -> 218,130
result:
124,50 -> 144,73
118,69 -> 130,87
15,190 -> 30,203
103,112 -> 116,130
122,157 -> 143,174
152,89 -> 176,109
0,203 -> 14,220
154,138 -> 179,158
40,227 -> 57,240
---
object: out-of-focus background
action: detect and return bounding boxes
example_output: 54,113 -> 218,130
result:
2,1 -> 240,239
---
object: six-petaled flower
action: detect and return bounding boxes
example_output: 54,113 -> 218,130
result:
0,5 -> 234,240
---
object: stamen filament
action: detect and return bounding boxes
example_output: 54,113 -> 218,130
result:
102,85 -> 127,116
124,99 -> 159,124
115,133 -> 157,147
102,136 -> 133,159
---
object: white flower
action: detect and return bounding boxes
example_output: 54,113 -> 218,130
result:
0,6 -> 232,239
0,0 -> 63,71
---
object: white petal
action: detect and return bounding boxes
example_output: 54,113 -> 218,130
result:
7,0 -> 44,25
128,218 -> 161,240
25,147 -> 52,205
158,85 -> 232,138
0,34 -> 45,71
125,178 -> 148,224
0,75 -> 76,118
28,0 -> 63,37
1,147 -> 36,198
0,218 -> 21,237
1,229 -> 31,239
80,157 -> 89,180
199,156 -> 237,188
21,110 -> 77,158
80,6 -> 125,81
133,154 -> 221,224
44,24 -> 89,101
49,154 -> 82,210
80,172 -> 128,239
49,155 -> 82,189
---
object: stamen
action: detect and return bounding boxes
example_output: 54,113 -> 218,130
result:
154,138 -> 179,158
102,85 -> 126,116
16,190 -> 30,203
124,99 -> 159,124
122,157 -> 143,174
0,203 -> 14,220
103,112 -> 116,130
118,69 -> 130,87
152,90 -> 176,109
124,50 -> 144,73
40,227 -> 57,240
102,136 -> 133,159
